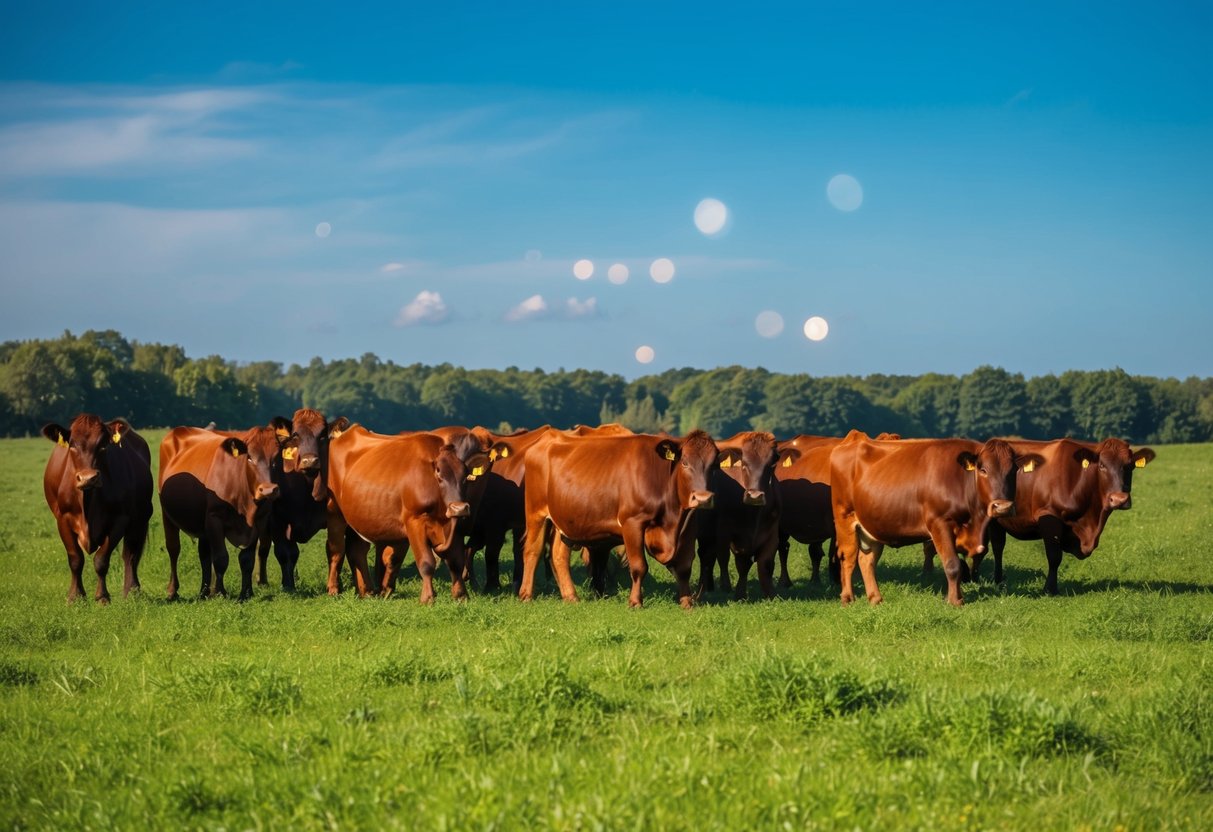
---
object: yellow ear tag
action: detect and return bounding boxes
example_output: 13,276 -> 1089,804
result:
1135,457 -> 1147,468
57,434 -> 67,447
231,446 -> 240,458
282,447 -> 297,461
720,457 -> 732,469
276,427 -> 290,439
1022,460 -> 1035,473
965,461 -> 976,472
500,447 -> 509,458
1082,458 -> 1090,469
664,449 -> 676,461
489,448 -> 497,461
472,466 -> 485,477
782,456 -> 792,468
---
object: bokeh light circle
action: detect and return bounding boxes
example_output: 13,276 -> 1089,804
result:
608,263 -> 629,284
755,311 -> 785,338
315,222 -> 332,238
826,174 -> 863,212
635,345 -> 655,364
803,316 -> 830,341
573,259 -> 594,280
694,198 -> 728,235
649,258 -> 675,284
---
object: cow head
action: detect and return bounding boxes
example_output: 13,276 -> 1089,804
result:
42,414 -> 127,491
272,408 -> 333,501
959,438 -> 1023,519
658,429 -> 718,511
716,432 -> 787,506
429,440 -> 507,553
237,427 -> 282,505
1078,439 -> 1155,511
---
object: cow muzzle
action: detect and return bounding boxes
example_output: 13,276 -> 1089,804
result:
743,489 -> 766,506
1108,492 -> 1131,510
446,501 -> 471,518
255,483 -> 280,502
297,454 -> 320,472
988,499 -> 1014,517
75,469 -> 100,490
688,490 -> 715,510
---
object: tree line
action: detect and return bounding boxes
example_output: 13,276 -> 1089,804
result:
1,330 -> 1209,444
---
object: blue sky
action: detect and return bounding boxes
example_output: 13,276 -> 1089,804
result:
1,1 -> 1210,378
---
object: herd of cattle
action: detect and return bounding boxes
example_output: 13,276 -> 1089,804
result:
39,410 -> 1155,607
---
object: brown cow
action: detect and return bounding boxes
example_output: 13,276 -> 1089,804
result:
697,431 -> 797,599
159,426 -> 281,600
517,429 -> 718,608
41,416 -> 153,603
323,425 -> 502,603
977,437 -> 1154,594
829,431 -> 1039,606
774,432 -> 902,587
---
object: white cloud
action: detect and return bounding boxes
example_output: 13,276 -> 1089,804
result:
394,290 -> 449,326
381,262 -> 408,273
504,294 -> 600,323
505,294 -> 549,322
565,297 -> 599,318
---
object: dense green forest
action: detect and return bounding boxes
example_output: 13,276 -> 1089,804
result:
1,330 -> 1209,442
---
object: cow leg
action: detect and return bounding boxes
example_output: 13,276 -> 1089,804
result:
325,513 -> 348,596
92,534 -> 119,605
833,515 -> 861,606
237,545 -> 256,601
341,532 -> 373,598
733,551 -> 753,601
1040,517 -> 1065,596
985,523 -> 1008,585
273,538 -> 299,593
404,521 -> 438,605
756,537 -> 779,600
206,522 -> 230,598
256,533 -> 271,586
856,543 -> 884,605
696,538 -> 716,594
827,539 -> 841,585
480,529 -> 505,591
164,519 -> 182,601
548,537 -> 579,603
922,539 -> 935,574
671,557 -> 695,610
928,520 -> 964,607
122,515 -> 148,597
197,536 -> 213,598
372,544 -> 390,595
806,540 -> 824,583
621,522 -> 649,608
55,518 -> 87,603
516,520 -> 549,602
588,546 -> 610,597
777,532 -> 793,588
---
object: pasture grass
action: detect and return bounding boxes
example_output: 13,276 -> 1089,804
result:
0,433 -> 1210,830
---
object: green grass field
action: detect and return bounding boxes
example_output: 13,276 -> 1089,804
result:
1,433 -> 1210,830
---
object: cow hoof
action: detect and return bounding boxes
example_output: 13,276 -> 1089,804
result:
867,593 -> 883,606
679,597 -> 694,610
840,593 -> 854,606
96,596 -> 111,606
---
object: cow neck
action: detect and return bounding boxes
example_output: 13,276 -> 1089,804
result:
663,461 -> 696,553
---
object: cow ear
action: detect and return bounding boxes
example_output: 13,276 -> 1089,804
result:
1132,447 -> 1156,469
1017,453 -> 1045,474
957,451 -> 978,472
716,447 -> 738,469
1073,447 -> 1099,470
270,416 -> 293,442
777,447 -> 801,469
221,437 -> 249,459
656,439 -> 681,462
42,423 -> 70,446
488,441 -> 511,462
327,416 -> 350,439
464,453 -> 491,480
106,419 -> 131,446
